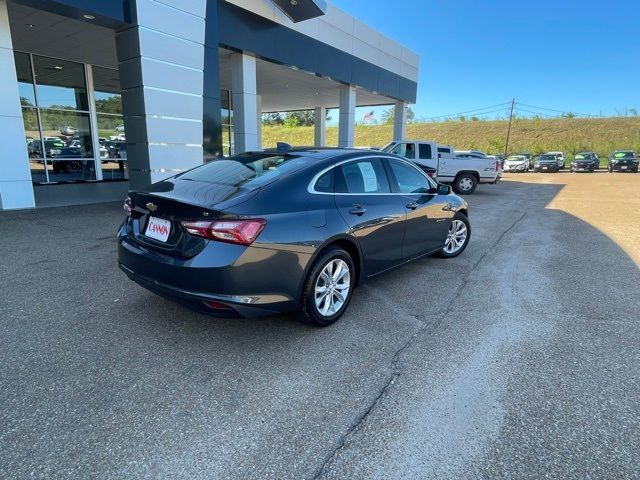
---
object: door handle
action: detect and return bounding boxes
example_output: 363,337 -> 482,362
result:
406,202 -> 418,210
349,204 -> 367,215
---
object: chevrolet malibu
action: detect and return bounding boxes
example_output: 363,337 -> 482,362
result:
118,147 -> 470,326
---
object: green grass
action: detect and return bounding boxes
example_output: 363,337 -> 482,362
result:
262,117 -> 640,160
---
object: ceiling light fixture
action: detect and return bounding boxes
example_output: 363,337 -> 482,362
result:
83,14 -> 95,20
26,23 -> 35,28
52,65 -> 63,71
290,0 -> 298,5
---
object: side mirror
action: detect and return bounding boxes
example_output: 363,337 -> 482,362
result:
437,183 -> 451,195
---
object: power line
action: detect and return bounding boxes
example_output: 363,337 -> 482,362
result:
425,102 -> 512,120
516,102 -> 594,117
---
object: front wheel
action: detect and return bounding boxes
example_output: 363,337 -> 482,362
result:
453,173 -> 478,195
437,213 -> 471,258
297,247 -> 355,327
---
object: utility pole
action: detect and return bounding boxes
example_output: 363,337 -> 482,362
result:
504,98 -> 515,159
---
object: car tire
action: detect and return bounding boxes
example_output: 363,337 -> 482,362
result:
297,247 -> 355,327
437,212 -> 471,259
453,173 -> 477,195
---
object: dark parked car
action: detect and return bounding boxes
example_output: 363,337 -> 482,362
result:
533,154 -> 560,172
608,151 -> 638,173
118,147 -> 471,326
571,152 -> 599,172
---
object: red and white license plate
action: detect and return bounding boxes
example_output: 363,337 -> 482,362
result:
145,216 -> 171,242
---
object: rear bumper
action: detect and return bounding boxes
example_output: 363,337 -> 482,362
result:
117,226 -> 308,318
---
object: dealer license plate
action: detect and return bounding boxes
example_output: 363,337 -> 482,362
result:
145,216 -> 171,242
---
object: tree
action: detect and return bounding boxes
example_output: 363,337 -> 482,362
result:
380,106 -> 415,125
262,113 -> 284,126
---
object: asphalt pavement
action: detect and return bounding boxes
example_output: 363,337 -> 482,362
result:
1,171 -> 639,479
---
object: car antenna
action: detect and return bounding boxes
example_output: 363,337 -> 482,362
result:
277,142 -> 293,153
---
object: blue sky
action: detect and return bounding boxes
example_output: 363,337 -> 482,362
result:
333,0 -> 640,121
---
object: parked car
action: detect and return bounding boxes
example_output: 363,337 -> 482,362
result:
503,155 -> 530,172
547,151 -> 566,168
118,147 -> 471,326
32,138 -> 65,158
517,152 -> 533,169
533,154 -> 560,172
571,152 -> 600,172
608,151 -> 638,173
381,141 -> 500,194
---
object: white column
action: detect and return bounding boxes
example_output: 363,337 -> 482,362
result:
115,0 -> 206,189
314,106 -> 326,147
231,53 -> 259,153
393,101 -> 408,141
256,94 -> 262,150
338,85 -> 356,148
0,0 -> 35,209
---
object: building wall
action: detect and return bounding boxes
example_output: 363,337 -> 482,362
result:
225,0 -> 419,82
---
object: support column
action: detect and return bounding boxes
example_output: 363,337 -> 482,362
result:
338,85 -> 356,148
116,0 -> 207,189
314,106 -> 326,147
231,53 -> 259,153
393,101 -> 408,141
0,0 -> 35,209
256,95 -> 262,150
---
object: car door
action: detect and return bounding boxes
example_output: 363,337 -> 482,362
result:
385,157 -> 454,259
333,158 -> 406,275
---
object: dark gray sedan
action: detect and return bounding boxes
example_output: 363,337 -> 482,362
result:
118,147 -> 470,326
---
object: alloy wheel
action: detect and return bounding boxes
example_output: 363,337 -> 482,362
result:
444,219 -> 468,254
314,259 -> 351,317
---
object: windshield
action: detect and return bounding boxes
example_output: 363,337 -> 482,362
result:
507,156 -> 525,161
613,152 -> 635,159
574,154 -> 589,159
539,155 -> 555,161
177,152 -> 311,189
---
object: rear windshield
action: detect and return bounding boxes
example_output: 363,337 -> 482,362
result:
177,153 -> 310,188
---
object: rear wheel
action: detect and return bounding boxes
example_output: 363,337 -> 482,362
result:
453,173 -> 477,195
297,247 -> 355,327
437,212 -> 471,258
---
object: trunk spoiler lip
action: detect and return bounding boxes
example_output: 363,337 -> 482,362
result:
128,186 -> 262,212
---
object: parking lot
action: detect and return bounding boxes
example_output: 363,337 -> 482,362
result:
1,171 -> 639,479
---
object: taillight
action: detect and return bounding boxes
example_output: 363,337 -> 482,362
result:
123,196 -> 132,216
495,161 -> 500,171
181,219 -> 266,245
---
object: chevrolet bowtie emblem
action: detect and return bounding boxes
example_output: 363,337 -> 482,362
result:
146,202 -> 157,212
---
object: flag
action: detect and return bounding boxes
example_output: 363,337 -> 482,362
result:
362,110 -> 374,123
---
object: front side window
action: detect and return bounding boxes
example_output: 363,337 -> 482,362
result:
335,159 -> 390,194
388,159 -> 433,194
386,142 -> 416,160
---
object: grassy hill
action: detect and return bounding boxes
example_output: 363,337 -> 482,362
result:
262,117 -> 640,158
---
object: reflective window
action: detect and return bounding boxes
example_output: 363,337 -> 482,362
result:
14,52 -> 36,106
221,89 -> 233,156
33,56 -> 88,110
388,159 -> 433,194
335,159 -> 390,194
93,66 -> 127,180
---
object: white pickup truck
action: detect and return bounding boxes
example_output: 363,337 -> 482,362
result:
381,141 -> 501,194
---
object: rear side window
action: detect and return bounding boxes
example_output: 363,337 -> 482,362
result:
314,170 -> 333,192
335,158 -> 391,194
419,144 -> 432,160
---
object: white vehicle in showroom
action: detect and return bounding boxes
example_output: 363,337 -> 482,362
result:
503,155 -> 530,172
381,141 -> 501,194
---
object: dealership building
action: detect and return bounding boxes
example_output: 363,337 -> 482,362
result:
0,0 -> 418,210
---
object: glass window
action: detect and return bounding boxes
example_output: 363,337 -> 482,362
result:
221,89 -> 233,156
314,170 -> 333,193
419,143 -> 432,160
32,55 -> 88,111
14,52 -> 36,107
93,66 -> 127,180
335,159 -> 390,194
389,142 -> 415,159
388,159 -> 433,194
